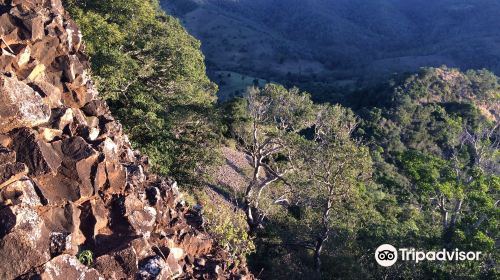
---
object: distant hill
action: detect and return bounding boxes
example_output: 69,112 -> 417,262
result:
161,0 -> 500,95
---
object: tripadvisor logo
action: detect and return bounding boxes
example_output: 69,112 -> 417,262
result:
375,244 -> 482,267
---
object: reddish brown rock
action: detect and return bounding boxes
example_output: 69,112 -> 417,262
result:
165,251 -> 183,279
31,80 -> 63,108
0,178 -> 40,207
125,195 -> 156,237
41,202 -> 85,250
0,75 -> 50,133
106,161 -> 127,194
180,234 -> 213,257
95,246 -> 138,279
49,107 -> 74,130
33,173 -> 84,204
82,100 -> 110,117
38,127 -> 63,142
0,206 -> 51,279
40,254 -> 103,280
31,35 -> 60,66
94,254 -> 128,280
12,129 -> 62,176
94,160 -> 107,192
0,134 -> 12,147
22,14 -> 45,41
90,198 -> 109,238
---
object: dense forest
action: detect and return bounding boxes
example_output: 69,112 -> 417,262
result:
65,0 -> 498,279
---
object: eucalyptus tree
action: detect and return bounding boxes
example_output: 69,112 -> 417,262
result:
232,84 -> 315,234
293,104 -> 372,273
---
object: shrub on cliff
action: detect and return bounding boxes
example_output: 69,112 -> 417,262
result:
65,0 -> 221,185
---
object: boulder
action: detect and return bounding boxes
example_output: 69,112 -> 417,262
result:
125,195 -> 156,237
93,160 -> 107,192
0,135 -> 12,147
0,206 -> 51,279
33,172 -> 85,204
0,75 -> 50,133
31,80 -> 63,108
40,254 -> 103,280
95,246 -> 138,278
0,178 -> 41,207
38,127 -> 63,142
41,202 -> 85,250
137,256 -> 166,280
90,198 -> 109,238
165,251 -> 183,279
12,129 -> 62,176
49,108 -> 74,130
105,161 -> 127,194
82,100 -> 109,117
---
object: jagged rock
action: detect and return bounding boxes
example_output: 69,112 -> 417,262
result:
127,164 -> 146,186
34,172 -> 85,204
12,129 -> 62,176
38,127 -> 63,142
165,252 -> 183,279
41,202 -> 85,251
100,138 -> 120,161
0,178 -> 40,207
130,237 -> 154,261
49,231 -> 72,257
82,100 -> 109,117
94,160 -> 107,191
106,161 -> 127,194
31,80 -> 63,108
40,254 -> 103,280
169,247 -> 185,261
90,198 -> 109,238
61,136 -> 95,160
125,195 -> 156,237
49,108 -> 74,130
180,234 -> 213,257
31,35 -> 60,66
94,254 -> 128,280
0,162 -> 29,189
136,253 -> 182,280
95,246 -> 138,279
0,75 -> 50,133
0,206 -> 51,279
76,124 -> 100,141
0,207 -> 16,238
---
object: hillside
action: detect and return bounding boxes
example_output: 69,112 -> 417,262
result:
0,1 -> 252,279
162,0 -> 500,97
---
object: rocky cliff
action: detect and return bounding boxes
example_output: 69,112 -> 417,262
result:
0,1 -> 252,279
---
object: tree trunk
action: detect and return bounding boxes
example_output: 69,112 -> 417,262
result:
314,236 -> 326,274
449,199 -> 463,228
244,200 -> 263,236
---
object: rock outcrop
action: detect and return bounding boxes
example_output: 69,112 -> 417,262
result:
0,1 -> 253,279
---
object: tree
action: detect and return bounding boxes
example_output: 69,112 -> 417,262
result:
293,105 -> 372,273
65,0 -> 221,185
232,84 -> 314,234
